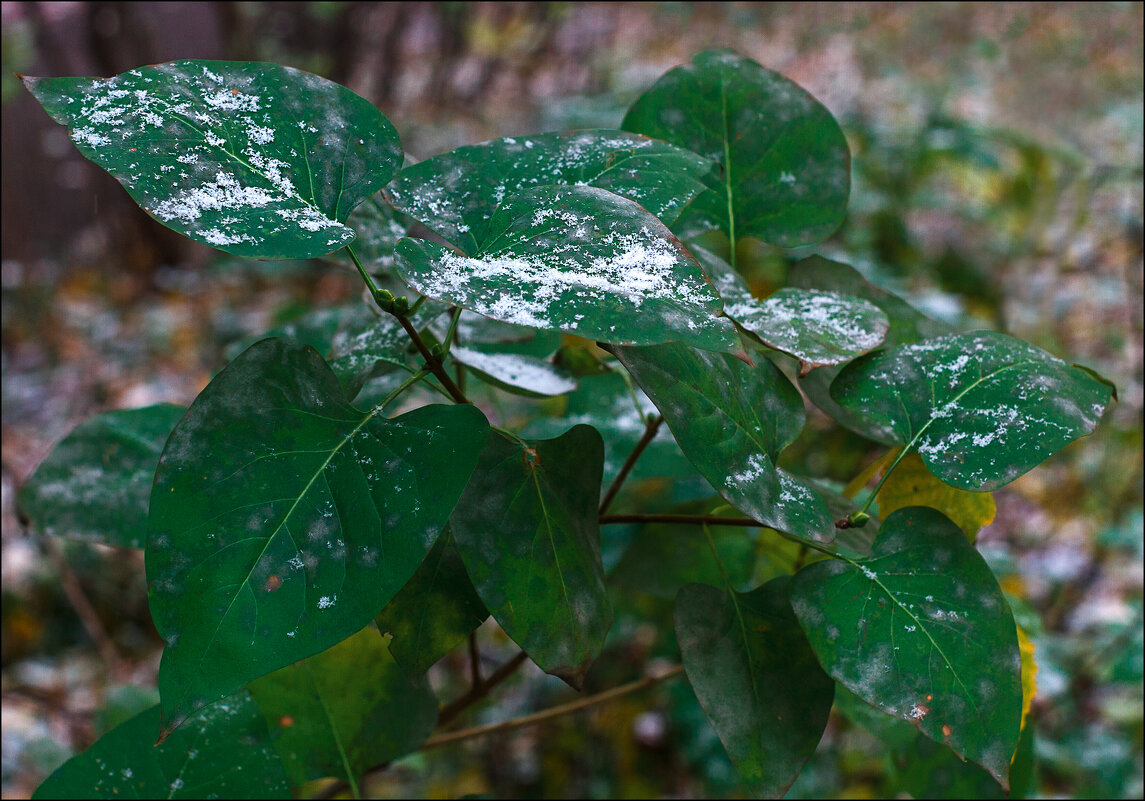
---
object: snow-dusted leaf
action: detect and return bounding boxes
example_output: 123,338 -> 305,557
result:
24,60 -> 402,259
146,339 -> 488,734
18,404 -> 185,548
450,346 -> 576,397
787,256 -> 954,442
387,130 -> 715,253
611,342 -> 836,543
32,693 -> 289,799
393,185 -> 739,352
696,246 -> 887,372
623,49 -> 849,250
829,331 -> 1116,490
791,507 -> 1023,788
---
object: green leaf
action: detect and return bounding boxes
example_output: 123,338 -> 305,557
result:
791,507 -> 1023,788
829,331 -> 1115,490
387,129 -> 716,253
521,372 -> 694,488
146,338 -> 489,733
24,60 -> 402,259
375,528 -> 487,675
675,577 -> 834,798
450,346 -> 576,397
18,404 -> 185,548
875,452 -> 997,541
32,693 -> 289,799
247,625 -> 437,789
393,185 -> 740,353
611,342 -> 835,543
623,49 -> 850,249
450,427 -> 611,689
696,246 -> 888,372
787,256 -> 954,442
611,504 -> 758,599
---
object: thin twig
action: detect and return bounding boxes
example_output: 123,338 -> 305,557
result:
36,534 -> 126,679
437,649 -> 529,728
422,664 -> 686,750
599,414 -> 663,515
599,512 -> 760,527
467,631 -> 483,689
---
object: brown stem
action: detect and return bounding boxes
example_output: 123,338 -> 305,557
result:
437,649 -> 529,728
36,535 -> 126,680
598,415 -> 663,515
396,314 -> 470,405
467,631 -> 483,689
422,664 -> 686,750
599,513 -> 760,527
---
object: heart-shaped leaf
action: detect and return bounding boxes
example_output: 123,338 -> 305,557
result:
375,529 -> 488,675
32,693 -> 289,800
791,507 -> 1023,788
247,625 -> 438,790
24,60 -> 402,259
387,130 -> 715,253
450,426 -> 611,689
787,256 -> 954,442
695,245 -> 888,372
829,331 -> 1116,490
146,339 -> 489,733
611,342 -> 835,543
623,49 -> 850,251
393,185 -> 739,352
676,577 -> 834,798
18,404 -> 185,548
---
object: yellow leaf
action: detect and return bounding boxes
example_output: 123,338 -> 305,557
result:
1017,624 -> 1038,736
875,452 -> 996,541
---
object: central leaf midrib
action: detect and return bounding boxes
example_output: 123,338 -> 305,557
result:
196,404 -> 381,668
898,359 -> 1041,459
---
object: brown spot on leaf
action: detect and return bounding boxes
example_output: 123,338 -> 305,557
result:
264,574 -> 282,592
279,715 -> 294,728
942,723 -> 953,738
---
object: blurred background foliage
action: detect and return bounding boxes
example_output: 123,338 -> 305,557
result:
1,2 -> 1141,798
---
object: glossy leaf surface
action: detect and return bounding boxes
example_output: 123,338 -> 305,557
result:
387,129 -> 715,252
623,49 -> 850,248
700,248 -> 888,371
451,346 -> 577,397
18,404 -> 185,548
247,626 -> 437,788
450,427 -> 610,689
32,693 -> 288,799
791,507 -> 1023,787
393,185 -> 739,352
876,452 -> 996,540
25,60 -> 402,259
830,331 -> 1115,490
676,577 -> 834,797
612,342 -> 835,542
788,256 -> 953,442
146,339 -> 488,732
375,529 -> 487,675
